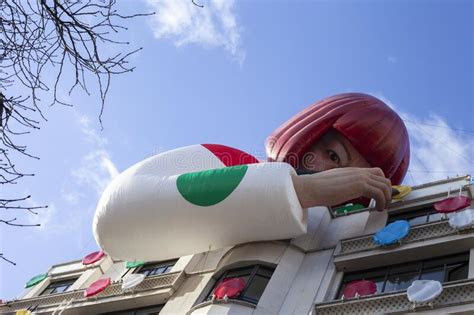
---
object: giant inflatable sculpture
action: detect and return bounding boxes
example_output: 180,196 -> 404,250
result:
93,93 -> 410,262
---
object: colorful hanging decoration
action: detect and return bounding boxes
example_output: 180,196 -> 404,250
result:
342,280 -> 377,299
25,273 -> 48,288
334,203 -> 365,215
213,277 -> 246,299
82,250 -> 105,265
125,261 -> 146,269
434,196 -> 471,213
121,274 -> 146,290
392,185 -> 412,200
373,220 -> 410,246
84,278 -> 111,298
449,208 -> 474,230
407,280 -> 443,303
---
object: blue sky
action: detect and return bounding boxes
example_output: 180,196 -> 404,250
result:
1,0 -> 472,299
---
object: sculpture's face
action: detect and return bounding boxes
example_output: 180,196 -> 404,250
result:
300,130 -> 370,172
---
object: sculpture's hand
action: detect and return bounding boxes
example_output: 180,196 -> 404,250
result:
292,167 -> 391,211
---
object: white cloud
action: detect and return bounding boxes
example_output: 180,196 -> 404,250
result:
23,201 -> 76,235
26,203 -> 55,231
146,0 -> 245,63
72,150 -> 119,196
67,112 -> 119,198
373,94 -> 473,186
402,114 -> 473,185
77,114 -> 108,146
61,190 -> 83,205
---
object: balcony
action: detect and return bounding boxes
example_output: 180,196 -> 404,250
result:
334,220 -> 474,271
315,279 -> 474,314
0,271 -> 184,314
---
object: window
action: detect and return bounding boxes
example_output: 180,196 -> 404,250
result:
40,278 -> 77,295
204,265 -> 274,304
337,252 -> 469,299
388,205 -> 445,226
101,304 -> 163,315
135,260 -> 176,277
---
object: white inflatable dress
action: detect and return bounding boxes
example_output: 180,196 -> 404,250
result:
93,144 -> 306,261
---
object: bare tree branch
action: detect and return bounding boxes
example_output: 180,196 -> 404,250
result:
0,0 -> 153,264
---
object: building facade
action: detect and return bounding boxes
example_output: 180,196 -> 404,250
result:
1,175 -> 473,314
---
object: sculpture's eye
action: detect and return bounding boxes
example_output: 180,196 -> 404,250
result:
327,150 -> 340,165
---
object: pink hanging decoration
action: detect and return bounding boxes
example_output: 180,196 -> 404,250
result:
342,280 -> 377,299
213,277 -> 246,299
82,250 -> 105,265
84,278 -> 111,298
434,196 -> 471,213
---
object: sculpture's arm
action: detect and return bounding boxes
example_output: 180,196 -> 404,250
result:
93,145 -> 306,262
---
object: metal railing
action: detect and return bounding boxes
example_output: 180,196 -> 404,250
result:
336,220 -> 473,256
0,272 -> 182,313
315,279 -> 474,314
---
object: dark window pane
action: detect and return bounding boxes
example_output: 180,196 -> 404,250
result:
225,267 -> 253,278
428,212 -> 443,223
153,267 -> 166,275
343,268 -> 387,283
389,261 -> 420,275
137,261 -> 176,276
256,267 -> 274,278
373,278 -> 385,294
40,278 -> 77,296
52,284 -> 70,294
448,264 -> 469,282
408,215 -> 428,226
205,265 -> 274,304
243,275 -> 270,301
423,253 -> 469,269
385,272 -> 419,292
421,268 -> 444,282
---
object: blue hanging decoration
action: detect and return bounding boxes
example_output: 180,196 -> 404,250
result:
373,220 -> 410,246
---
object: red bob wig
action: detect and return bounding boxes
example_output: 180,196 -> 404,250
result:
266,93 -> 410,185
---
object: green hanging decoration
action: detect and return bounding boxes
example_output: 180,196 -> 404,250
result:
334,203 -> 365,216
126,261 -> 146,269
25,273 -> 48,288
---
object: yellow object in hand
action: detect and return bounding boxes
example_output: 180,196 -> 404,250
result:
392,185 -> 412,200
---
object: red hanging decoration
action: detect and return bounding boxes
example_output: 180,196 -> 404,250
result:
342,280 -> 377,299
84,278 -> 111,298
213,277 -> 246,299
434,196 -> 471,213
82,250 -> 105,265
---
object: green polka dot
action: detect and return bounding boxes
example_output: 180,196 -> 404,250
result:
177,165 -> 248,206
